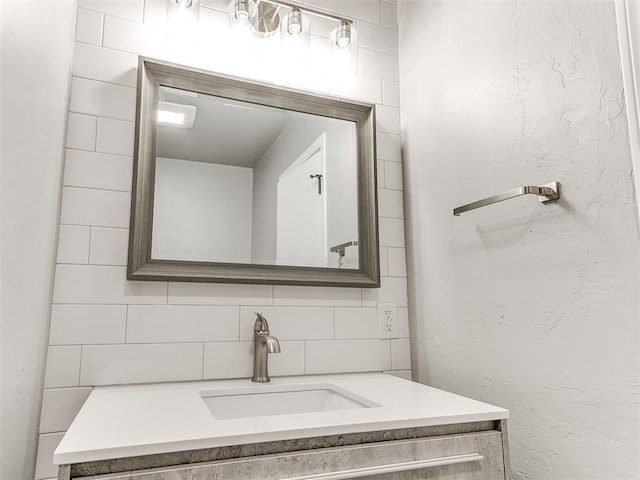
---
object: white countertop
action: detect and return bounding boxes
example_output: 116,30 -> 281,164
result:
54,373 -> 509,465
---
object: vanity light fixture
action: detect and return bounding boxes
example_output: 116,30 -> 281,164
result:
233,0 -> 252,20
286,7 -> 303,35
227,0 -> 356,48
333,20 -> 354,49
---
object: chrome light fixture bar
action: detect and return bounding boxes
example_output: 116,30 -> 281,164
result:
227,0 -> 356,48
259,0 -> 353,25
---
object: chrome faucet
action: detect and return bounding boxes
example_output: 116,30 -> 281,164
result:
252,312 -> 281,383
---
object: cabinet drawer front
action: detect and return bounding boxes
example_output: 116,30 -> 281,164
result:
79,432 -> 505,480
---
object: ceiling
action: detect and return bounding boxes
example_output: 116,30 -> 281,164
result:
156,86 -> 294,168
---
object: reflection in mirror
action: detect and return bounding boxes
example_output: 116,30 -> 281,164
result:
128,58 -> 378,287
152,86 -> 359,269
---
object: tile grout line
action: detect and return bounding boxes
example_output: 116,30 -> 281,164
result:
302,339 -> 306,375
92,112 -> 99,152
124,305 -> 129,343
70,72 -> 137,90
236,306 -> 241,341
87,226 -> 93,264
201,342 -> 205,380
332,307 -> 336,340
65,145 -> 133,157
77,345 -> 83,387
69,107 -> 135,124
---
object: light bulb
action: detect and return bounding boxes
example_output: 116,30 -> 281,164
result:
288,23 -> 302,35
334,21 -> 353,49
287,8 -> 303,35
234,0 -> 251,21
175,0 -> 192,7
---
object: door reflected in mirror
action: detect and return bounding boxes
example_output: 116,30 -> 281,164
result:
152,86 -> 359,269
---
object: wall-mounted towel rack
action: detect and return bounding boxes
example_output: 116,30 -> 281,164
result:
330,241 -> 358,257
453,182 -> 560,216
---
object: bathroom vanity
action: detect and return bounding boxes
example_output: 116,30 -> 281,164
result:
55,373 -> 510,479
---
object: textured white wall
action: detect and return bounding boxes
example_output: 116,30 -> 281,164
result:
628,0 -> 639,73
616,0 -> 640,227
36,1 -> 409,478
0,1 -> 77,479
398,0 -> 639,478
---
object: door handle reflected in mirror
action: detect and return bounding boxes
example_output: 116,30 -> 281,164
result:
310,174 -> 323,195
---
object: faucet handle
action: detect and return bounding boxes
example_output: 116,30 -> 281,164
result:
254,311 -> 269,332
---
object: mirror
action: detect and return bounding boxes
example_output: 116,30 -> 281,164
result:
129,58 -> 379,287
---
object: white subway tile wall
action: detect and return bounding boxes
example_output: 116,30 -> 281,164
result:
382,79 -> 400,108
75,8 -> 104,46
305,339 -> 392,374
379,216 -> 405,247
43,346 -> 82,389
49,305 -> 127,345
79,343 -> 204,385
377,131 -> 401,162
380,2 -> 397,30
66,113 -> 97,151
383,160 -> 403,190
39,388 -> 93,434
38,1 -> 408,477
89,227 -> 129,265
379,246 -> 389,277
70,77 -> 136,121
35,433 -> 66,480
96,117 -> 135,156
334,307 -> 378,339
56,225 -> 91,264
60,187 -> 131,228
126,305 -> 240,343
63,150 -> 133,192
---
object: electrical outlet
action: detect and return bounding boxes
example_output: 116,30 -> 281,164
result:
377,303 -> 398,339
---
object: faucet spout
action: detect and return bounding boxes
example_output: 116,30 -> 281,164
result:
252,312 -> 281,383
265,334 -> 281,353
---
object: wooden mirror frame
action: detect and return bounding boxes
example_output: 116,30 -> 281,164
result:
128,57 -> 379,288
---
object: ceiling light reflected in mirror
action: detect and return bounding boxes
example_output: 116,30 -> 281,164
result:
157,102 -> 197,128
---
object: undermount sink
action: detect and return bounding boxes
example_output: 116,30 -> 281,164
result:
200,383 -> 379,420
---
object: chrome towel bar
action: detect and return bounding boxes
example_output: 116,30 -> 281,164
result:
453,182 -> 560,216
330,240 -> 358,257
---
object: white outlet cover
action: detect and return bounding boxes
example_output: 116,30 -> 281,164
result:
377,303 -> 398,339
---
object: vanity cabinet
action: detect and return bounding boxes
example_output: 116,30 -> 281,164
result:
58,420 -> 510,480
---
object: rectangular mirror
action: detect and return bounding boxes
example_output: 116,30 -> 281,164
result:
129,58 -> 379,287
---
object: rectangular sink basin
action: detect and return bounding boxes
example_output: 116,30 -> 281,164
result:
200,384 -> 378,420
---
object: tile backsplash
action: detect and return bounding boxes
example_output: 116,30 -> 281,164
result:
36,0 -> 407,478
